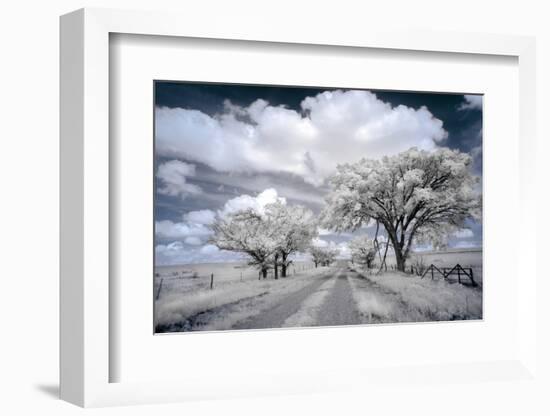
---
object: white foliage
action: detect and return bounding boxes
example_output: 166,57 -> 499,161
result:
264,201 -> 317,259
309,246 -> 339,267
209,200 -> 317,274
348,235 -> 377,267
155,188 -> 286,250
322,147 -> 481,268
219,188 -> 285,217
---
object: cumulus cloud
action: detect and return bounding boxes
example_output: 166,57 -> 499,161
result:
312,237 -> 329,248
184,236 -> 203,246
155,219 -> 211,240
183,209 -> 216,225
155,241 -> 185,256
157,160 -> 202,199
452,240 -> 480,249
311,238 -> 350,259
470,144 -> 482,160
454,228 -> 474,239
155,241 -> 241,265
155,241 -> 190,264
219,188 -> 285,217
156,90 -> 448,186
336,242 -> 350,258
458,95 -> 483,111
156,188 -> 285,250
376,235 -> 388,243
200,244 -> 220,255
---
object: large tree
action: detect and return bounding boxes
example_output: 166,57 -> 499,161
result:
321,148 -> 481,271
265,202 -> 317,277
210,209 -> 278,278
209,202 -> 317,279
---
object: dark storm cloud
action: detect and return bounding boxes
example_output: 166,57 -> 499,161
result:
155,81 -> 334,114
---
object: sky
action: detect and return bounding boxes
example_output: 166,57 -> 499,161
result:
154,82 -> 483,266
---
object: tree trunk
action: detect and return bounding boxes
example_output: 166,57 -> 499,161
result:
386,228 -> 406,272
373,221 -> 383,263
394,247 -> 406,272
274,253 -> 279,279
314,261 -> 318,268
281,253 -> 288,277
262,268 -> 268,279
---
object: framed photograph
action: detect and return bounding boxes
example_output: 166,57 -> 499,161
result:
60,8 -> 538,408
153,81 -> 483,334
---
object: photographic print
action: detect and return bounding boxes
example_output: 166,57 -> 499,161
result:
154,82 -> 483,333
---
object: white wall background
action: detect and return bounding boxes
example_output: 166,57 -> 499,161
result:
0,1 -> 548,415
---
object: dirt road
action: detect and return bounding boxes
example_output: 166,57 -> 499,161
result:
234,268 -> 367,329
156,264 -> 481,333
315,271 -> 361,326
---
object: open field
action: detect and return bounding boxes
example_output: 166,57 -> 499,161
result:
154,250 -> 482,333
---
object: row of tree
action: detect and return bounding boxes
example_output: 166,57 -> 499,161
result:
209,147 -> 480,275
210,202 -> 324,279
309,247 -> 339,268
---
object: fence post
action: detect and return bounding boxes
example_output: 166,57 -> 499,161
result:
210,273 -> 214,290
156,278 -> 164,300
470,269 -> 477,287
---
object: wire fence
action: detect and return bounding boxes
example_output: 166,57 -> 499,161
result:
349,260 -> 482,288
154,262 -> 318,300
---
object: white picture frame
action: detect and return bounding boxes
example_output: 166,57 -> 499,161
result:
60,8 -> 538,408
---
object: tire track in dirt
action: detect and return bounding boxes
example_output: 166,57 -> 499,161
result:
232,273 -> 335,330
315,271 -> 361,327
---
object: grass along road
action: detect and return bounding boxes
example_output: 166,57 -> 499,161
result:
155,267 -> 337,332
239,267 -> 481,328
156,265 -> 482,332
